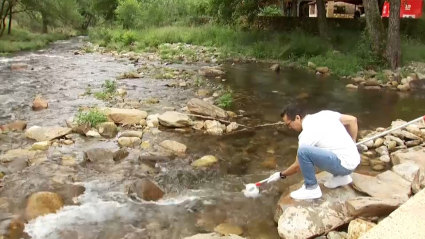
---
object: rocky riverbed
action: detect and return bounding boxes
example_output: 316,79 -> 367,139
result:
1,37 -> 425,239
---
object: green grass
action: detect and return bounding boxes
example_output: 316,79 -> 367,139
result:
0,28 -> 72,54
74,108 -> 108,127
216,89 -> 233,108
94,79 -> 118,100
88,25 -> 425,77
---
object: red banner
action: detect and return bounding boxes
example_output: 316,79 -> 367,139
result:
382,0 -> 423,18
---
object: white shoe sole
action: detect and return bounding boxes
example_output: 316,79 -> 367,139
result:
324,176 -> 353,189
290,190 -> 322,200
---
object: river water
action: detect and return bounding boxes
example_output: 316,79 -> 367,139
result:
1,37 -> 425,239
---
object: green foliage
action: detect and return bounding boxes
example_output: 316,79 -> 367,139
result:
216,89 -> 233,108
259,5 -> 283,16
94,79 -> 117,100
115,0 -> 142,29
74,108 -> 108,127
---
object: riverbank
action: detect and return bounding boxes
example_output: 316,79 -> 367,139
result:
87,25 -> 425,77
0,28 -> 76,55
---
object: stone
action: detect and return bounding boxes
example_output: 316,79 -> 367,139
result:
25,192 -> 64,221
275,172 -> 363,239
183,233 -> 245,239
346,197 -> 403,218
384,140 -> 397,151
308,61 -> 317,69
191,155 -> 218,168
205,120 -> 224,136
392,162 -> 421,194
346,219 -> 375,239
139,119 -> 147,126
103,108 -> 147,125
373,138 -> 384,148
365,78 -> 380,86
25,126 -> 72,142
10,63 -> 29,71
198,66 -> 225,77
31,141 -> 51,151
128,178 -> 164,201
187,98 -> 228,119
158,111 -> 193,128
141,141 -> 151,149
270,63 -> 280,72
401,130 -> 421,140
316,66 -> 329,74
362,139 -> 374,148
160,140 -> 187,153
192,120 -> 204,130
327,231 -> 347,239
97,122 -> 118,138
391,146 -> 425,187
113,149 -> 129,161
376,170 -> 412,196
116,88 -> 127,97
0,149 -> 37,163
405,124 -> 422,136
397,84 -> 410,91
352,77 -> 365,83
86,130 -> 101,137
360,155 -> 370,166
0,120 -> 27,131
197,89 -> 210,97
351,173 -> 409,200
406,140 -> 421,147
226,122 -> 238,133
385,135 -> 404,146
61,155 -> 77,166
375,146 -> 389,156
214,223 -> 243,236
32,96 -> 48,111
146,114 -> 159,128
83,148 -> 114,164
118,137 -> 142,147
72,123 -> 91,135
379,155 -> 390,163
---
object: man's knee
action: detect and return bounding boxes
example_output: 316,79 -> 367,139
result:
297,145 -> 315,158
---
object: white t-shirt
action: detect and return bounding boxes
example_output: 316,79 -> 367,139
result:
298,110 -> 360,170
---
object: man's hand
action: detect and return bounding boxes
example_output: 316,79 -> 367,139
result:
340,114 -> 358,142
266,172 -> 282,183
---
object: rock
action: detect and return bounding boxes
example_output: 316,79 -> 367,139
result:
72,123 -> 91,135
103,108 -> 147,125
158,111 -> 193,128
146,114 -> 159,128
364,86 -> 381,90
0,149 -> 38,163
113,149 -> 129,161
226,111 -> 237,118
118,137 -> 142,147
375,146 -> 389,156
391,147 -> 425,188
406,140 -> 421,147
401,130 -> 421,140
379,155 -> 390,163
97,122 -> 118,138
369,159 -> 385,172
116,88 -> 127,97
197,89 -> 210,97
160,140 -> 187,153
405,124 -> 422,137
360,155 -> 370,166
316,66 -> 329,74
361,138 -> 374,148
275,172 -> 363,239
198,66 -> 225,77
139,119 -> 147,127
346,219 -> 375,239
352,77 -> 365,83
351,173 -> 409,200
385,135 -> 404,146
327,231 -> 347,239
31,141 -> 51,151
346,197 -> 403,218
392,162 -> 421,194
119,131 -> 143,138
192,121 -> 204,130
0,120 -> 27,131
128,178 -> 164,201
25,126 -> 72,142
401,78 -> 409,85
86,130 -> 101,137
365,78 -> 380,86
205,120 -> 224,136
308,61 -> 317,69
376,170 -> 412,196
61,155 -> 77,166
270,63 -> 280,72
25,192 -> 64,221
384,140 -> 397,151
141,141 -> 151,149
214,223 -> 243,236
10,63 -> 29,71
32,96 -> 48,111
187,98 -> 228,119
397,84 -> 410,91
183,233 -> 245,239
346,84 -> 358,89
226,122 -> 238,133
373,138 -> 384,148
83,148 -> 114,164
191,155 -> 218,168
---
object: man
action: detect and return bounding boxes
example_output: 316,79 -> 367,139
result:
266,104 -> 360,200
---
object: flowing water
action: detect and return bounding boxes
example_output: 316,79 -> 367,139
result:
1,37 -> 425,239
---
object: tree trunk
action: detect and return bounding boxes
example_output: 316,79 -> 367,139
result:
316,0 -> 327,38
0,6 -> 9,37
385,0 -> 401,70
42,13 -> 48,33
281,0 -> 287,16
291,0 -> 297,17
363,0 -> 386,57
7,4 -> 12,35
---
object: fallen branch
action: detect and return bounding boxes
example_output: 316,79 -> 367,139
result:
253,122 -> 285,128
185,113 -> 251,128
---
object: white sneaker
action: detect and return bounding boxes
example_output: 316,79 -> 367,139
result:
290,184 -> 322,200
324,175 -> 353,189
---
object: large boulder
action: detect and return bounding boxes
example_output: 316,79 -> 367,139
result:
191,155 -> 218,168
25,126 -> 72,142
187,98 -> 228,119
392,162 -> 421,194
103,108 -> 147,125
275,172 -> 363,239
351,172 -> 410,200
0,120 -> 27,131
83,148 -> 114,164
158,111 -> 193,128
25,191 -> 64,221
159,140 -> 187,153
346,219 -> 376,239
391,146 -> 425,188
97,122 -> 118,138
32,96 -> 48,111
128,178 -> 164,201
0,149 -> 45,164
346,197 -> 403,218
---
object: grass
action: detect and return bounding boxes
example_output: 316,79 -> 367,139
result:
94,79 -> 118,100
89,25 -> 425,77
74,108 -> 108,127
216,88 -> 233,108
0,27 -> 73,54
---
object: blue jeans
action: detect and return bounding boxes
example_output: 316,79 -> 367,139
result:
298,145 -> 352,186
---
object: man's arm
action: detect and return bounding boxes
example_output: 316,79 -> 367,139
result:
340,114 -> 358,142
281,156 -> 300,177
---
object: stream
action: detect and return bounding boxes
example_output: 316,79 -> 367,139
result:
1,37 -> 425,239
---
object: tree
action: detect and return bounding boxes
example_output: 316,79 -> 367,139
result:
385,0 -> 401,69
363,0 -> 386,58
0,0 -> 18,37
316,0 -> 327,38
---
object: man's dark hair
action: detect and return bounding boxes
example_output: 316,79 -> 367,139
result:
280,103 -> 306,120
